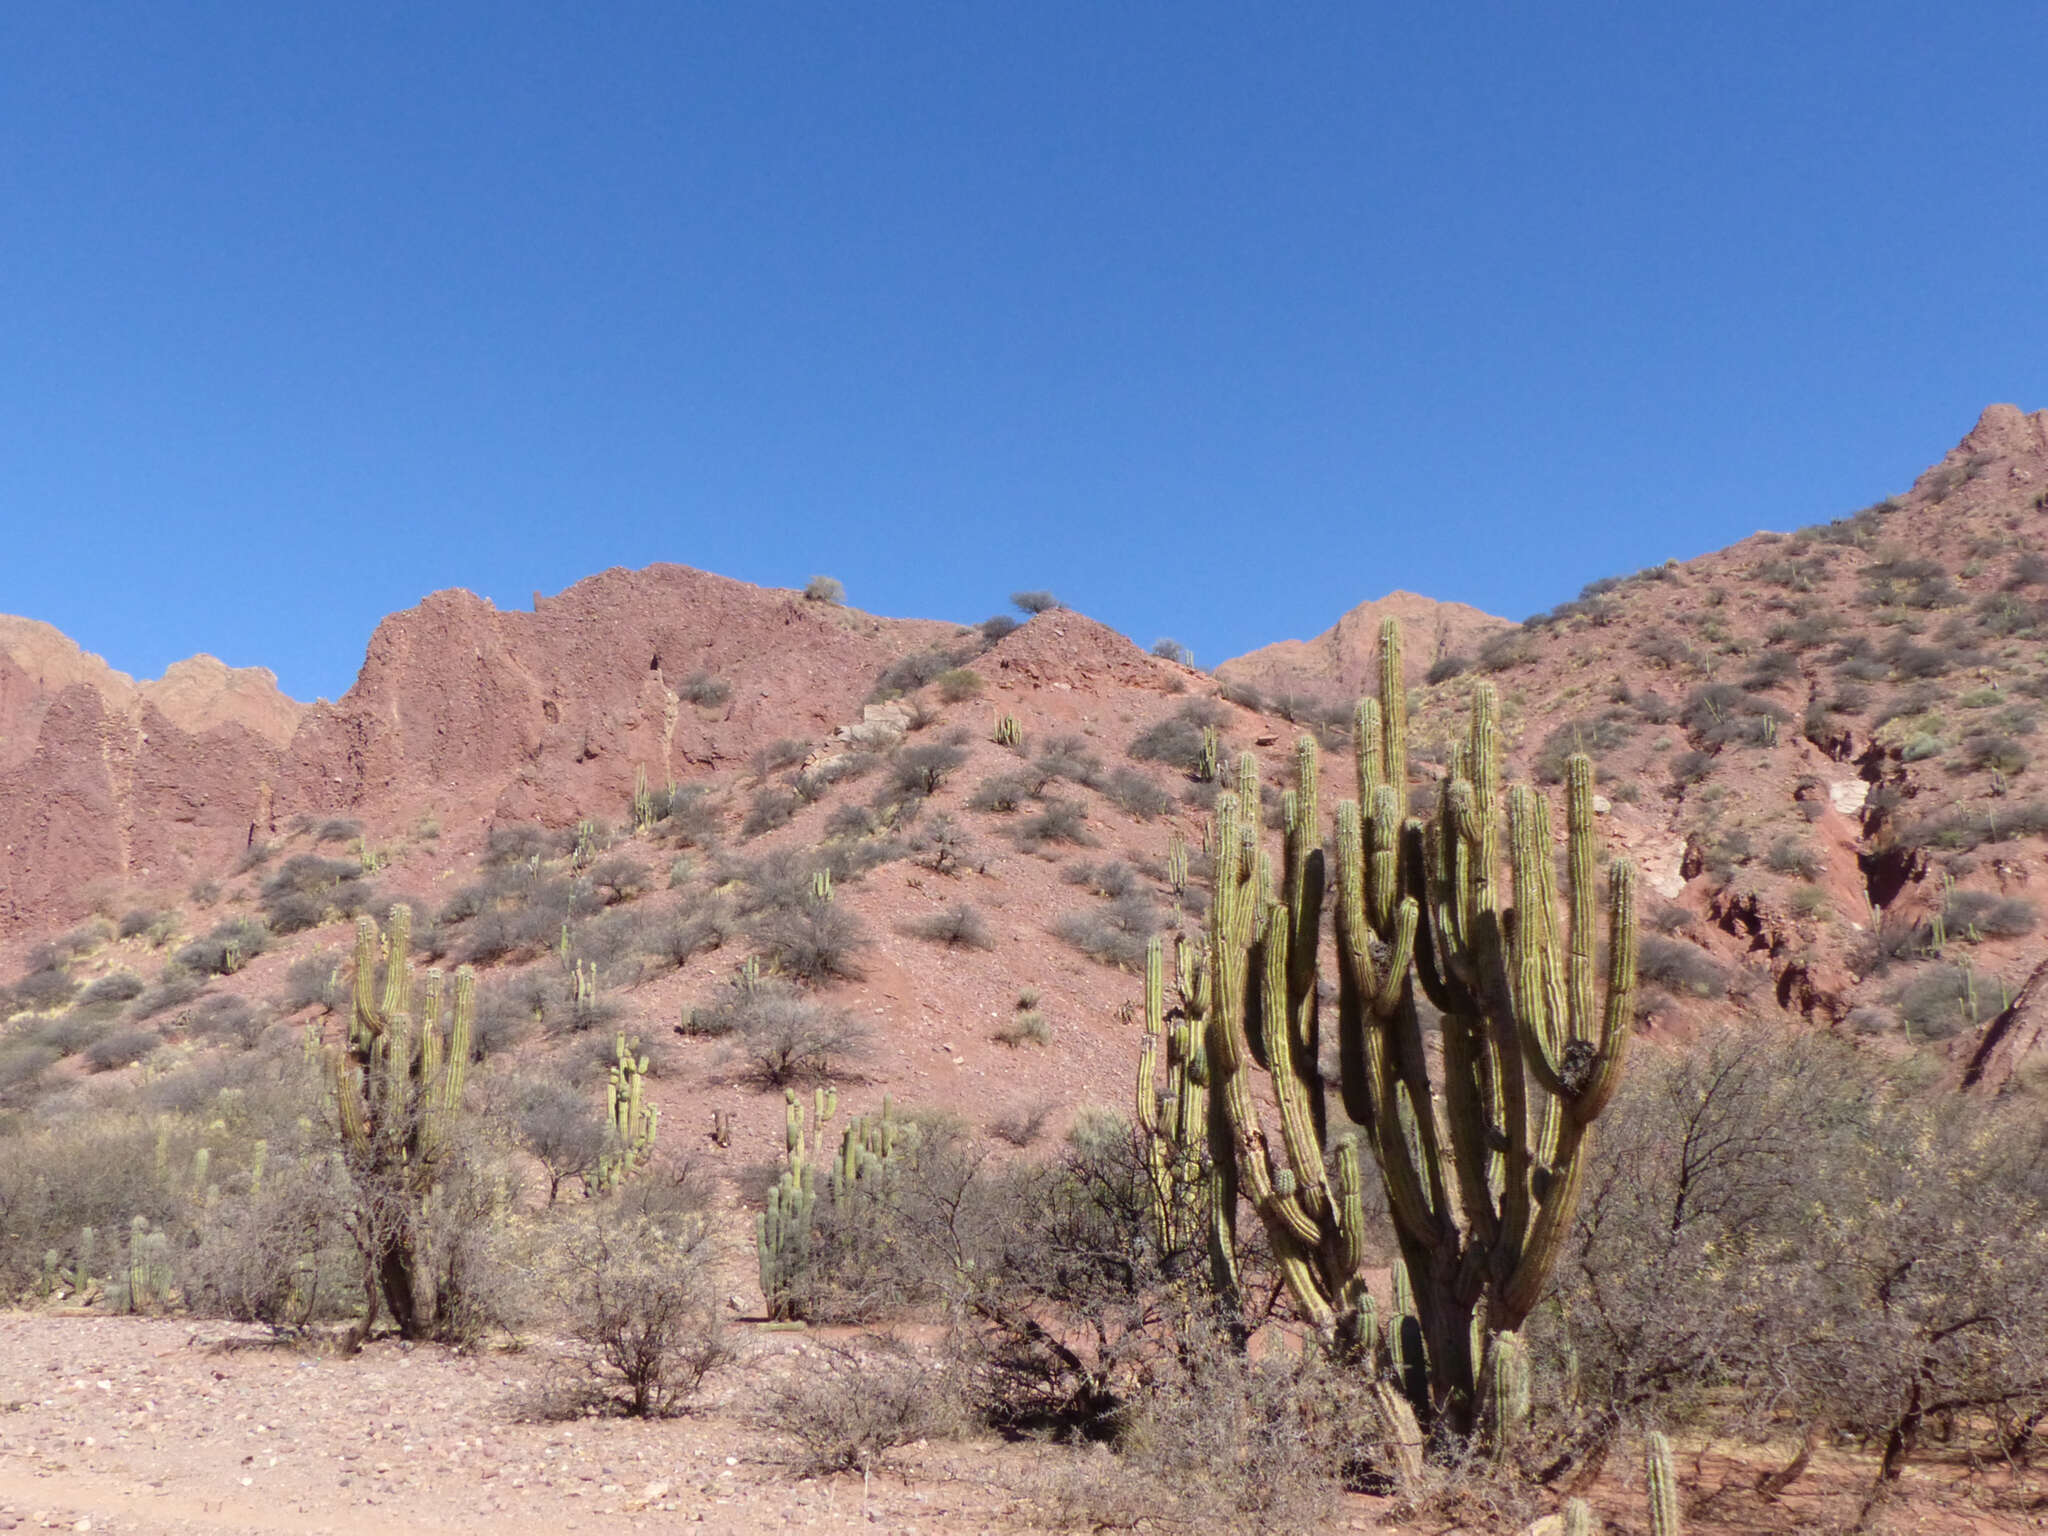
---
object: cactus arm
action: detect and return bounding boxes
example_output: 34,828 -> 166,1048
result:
1377,620 -> 1407,802
350,915 -> 383,1043
1257,906 -> 1330,1210
1574,860 -> 1638,1122
442,967 -> 475,1109
418,968 -> 445,1102
380,904 -> 413,1021
1355,697 -> 1384,803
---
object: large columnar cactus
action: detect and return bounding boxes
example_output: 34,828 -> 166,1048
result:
330,905 -> 476,1341
1197,617 -> 1637,1443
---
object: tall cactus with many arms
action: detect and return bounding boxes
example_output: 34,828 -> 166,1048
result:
1199,617 -> 1637,1443
330,905 -> 476,1342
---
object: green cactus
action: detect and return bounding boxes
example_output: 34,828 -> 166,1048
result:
994,713 -> 1023,748
1646,1430 -> 1680,1536
1135,937 -> 1209,1261
191,1146 -> 211,1194
1196,725 -> 1222,783
597,1034 -> 659,1192
112,1217 -> 172,1314
1166,831 -> 1190,900
1193,617 -> 1638,1444
71,1226 -> 97,1296
632,764 -> 658,833
757,1095 -> 920,1320
1482,1330 -> 1531,1451
810,868 -> 834,904
329,906 -> 477,1342
1518,1500 -> 1596,1536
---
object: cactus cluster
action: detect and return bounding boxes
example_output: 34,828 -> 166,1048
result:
756,1091 -> 916,1320
596,1034 -> 660,1192
108,1216 -> 173,1314
994,713 -> 1023,748
330,905 -> 476,1340
1179,617 -> 1637,1444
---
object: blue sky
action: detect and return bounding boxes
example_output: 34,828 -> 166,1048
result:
5,4 -> 2047,700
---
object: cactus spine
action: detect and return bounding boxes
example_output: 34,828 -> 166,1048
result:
1646,1430 -> 1680,1536
1197,618 -> 1638,1444
330,906 -> 476,1341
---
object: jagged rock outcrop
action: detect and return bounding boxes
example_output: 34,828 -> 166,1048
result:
0,566 -> 966,928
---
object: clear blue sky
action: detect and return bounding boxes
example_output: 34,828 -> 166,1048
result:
6,4 -> 2047,700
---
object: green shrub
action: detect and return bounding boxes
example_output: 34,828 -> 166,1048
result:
804,575 -> 846,605
680,672 -> 733,707
994,1011 -> 1052,1047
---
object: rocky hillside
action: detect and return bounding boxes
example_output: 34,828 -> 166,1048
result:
4,405 -> 2047,1182
1256,403 -> 2048,1086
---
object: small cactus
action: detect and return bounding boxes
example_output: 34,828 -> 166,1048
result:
994,713 -> 1023,748
632,764 -> 658,833
1166,831 -> 1189,898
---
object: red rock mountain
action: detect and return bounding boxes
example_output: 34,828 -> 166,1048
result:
1215,590 -> 1514,701
0,568 -> 962,929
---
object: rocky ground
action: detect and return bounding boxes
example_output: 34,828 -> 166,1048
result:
2,1316 -> 2045,1536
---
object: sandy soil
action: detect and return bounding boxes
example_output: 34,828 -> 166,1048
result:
7,1316 -> 2048,1536
0,1315 -> 1066,1536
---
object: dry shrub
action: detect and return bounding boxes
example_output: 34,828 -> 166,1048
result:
549,1208 -> 731,1417
1032,1344 -> 1389,1536
183,1149 -> 360,1330
764,1335 -> 968,1476
907,902 -> 996,950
